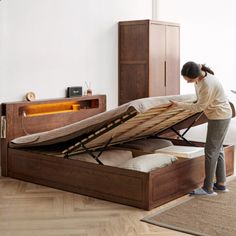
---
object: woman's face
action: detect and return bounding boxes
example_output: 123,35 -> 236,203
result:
183,76 -> 198,83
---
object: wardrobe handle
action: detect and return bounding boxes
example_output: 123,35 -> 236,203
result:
164,61 -> 166,87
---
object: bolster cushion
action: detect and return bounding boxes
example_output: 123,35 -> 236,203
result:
121,138 -> 173,153
118,153 -> 177,172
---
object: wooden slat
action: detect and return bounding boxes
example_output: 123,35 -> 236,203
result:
65,104 -> 197,155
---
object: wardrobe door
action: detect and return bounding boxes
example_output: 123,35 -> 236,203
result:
119,21 -> 149,105
149,23 -> 166,97
165,25 -> 180,95
119,64 -> 148,104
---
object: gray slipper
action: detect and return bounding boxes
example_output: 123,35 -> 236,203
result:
190,188 -> 217,196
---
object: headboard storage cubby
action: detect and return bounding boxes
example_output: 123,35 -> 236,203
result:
19,98 -> 100,117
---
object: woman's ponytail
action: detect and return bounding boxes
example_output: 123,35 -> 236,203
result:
200,64 -> 214,75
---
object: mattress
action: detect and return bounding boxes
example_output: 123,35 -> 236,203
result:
10,94 -> 198,157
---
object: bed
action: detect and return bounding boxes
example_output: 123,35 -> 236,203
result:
0,94 -> 235,210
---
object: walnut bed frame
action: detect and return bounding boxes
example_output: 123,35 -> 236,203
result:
0,94 -> 235,210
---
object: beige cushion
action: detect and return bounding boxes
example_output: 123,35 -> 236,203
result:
155,145 -> 205,158
118,153 -> 177,172
70,149 -> 133,166
121,138 -> 173,152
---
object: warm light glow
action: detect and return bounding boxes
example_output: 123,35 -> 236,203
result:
20,99 -> 99,117
23,102 -> 79,117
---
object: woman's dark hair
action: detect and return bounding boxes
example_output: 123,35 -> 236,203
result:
181,61 -> 214,79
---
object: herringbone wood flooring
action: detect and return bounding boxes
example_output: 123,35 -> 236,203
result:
0,174 -> 189,236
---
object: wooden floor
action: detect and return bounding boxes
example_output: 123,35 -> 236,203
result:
0,173 -> 190,236
1,151 -> 236,236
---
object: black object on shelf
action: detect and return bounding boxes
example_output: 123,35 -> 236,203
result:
67,87 -> 83,97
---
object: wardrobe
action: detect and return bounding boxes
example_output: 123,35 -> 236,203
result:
118,20 -> 180,105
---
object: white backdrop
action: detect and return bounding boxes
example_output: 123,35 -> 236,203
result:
0,0 -> 152,109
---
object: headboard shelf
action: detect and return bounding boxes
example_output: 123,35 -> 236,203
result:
19,98 -> 100,117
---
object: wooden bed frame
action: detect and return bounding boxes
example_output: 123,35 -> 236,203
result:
0,95 -> 235,210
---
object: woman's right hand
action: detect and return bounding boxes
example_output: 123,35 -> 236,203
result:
169,100 -> 179,108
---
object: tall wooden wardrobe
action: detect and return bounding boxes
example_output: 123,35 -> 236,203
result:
118,20 -> 180,105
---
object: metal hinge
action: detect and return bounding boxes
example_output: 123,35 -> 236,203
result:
0,116 -> 6,138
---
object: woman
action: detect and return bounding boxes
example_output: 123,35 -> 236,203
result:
171,61 -> 232,196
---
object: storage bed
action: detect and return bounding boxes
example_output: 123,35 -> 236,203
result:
0,94 -> 234,210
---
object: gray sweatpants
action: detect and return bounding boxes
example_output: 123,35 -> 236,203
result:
203,118 -> 231,189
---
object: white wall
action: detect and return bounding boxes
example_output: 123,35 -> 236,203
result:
158,0 -> 236,145
0,0 -> 152,109
158,0 -> 236,94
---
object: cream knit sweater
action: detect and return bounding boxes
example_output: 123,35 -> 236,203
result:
176,74 -> 232,120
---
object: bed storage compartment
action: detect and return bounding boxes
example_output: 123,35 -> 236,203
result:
6,142 -> 234,210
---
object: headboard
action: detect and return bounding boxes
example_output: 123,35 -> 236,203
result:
0,95 -> 106,176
